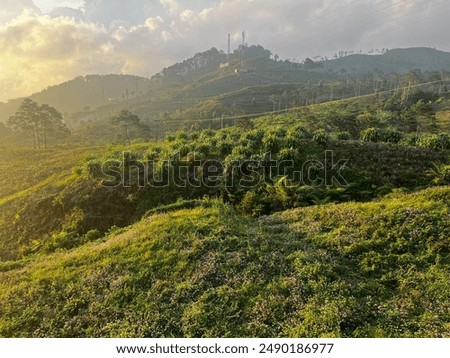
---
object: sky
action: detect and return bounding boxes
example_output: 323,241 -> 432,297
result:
0,0 -> 450,102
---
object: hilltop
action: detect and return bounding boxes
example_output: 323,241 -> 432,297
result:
0,74 -> 151,123
320,47 -> 450,74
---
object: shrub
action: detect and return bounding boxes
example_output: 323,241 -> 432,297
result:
218,141 -> 233,156
176,131 -> 189,141
360,127 -> 382,142
85,159 -> 103,179
263,132 -> 283,153
427,164 -> 450,185
238,191 -> 265,216
287,125 -> 311,147
312,129 -> 330,146
83,229 -> 102,243
417,133 -> 450,151
165,133 -> 176,142
400,134 -> 419,147
383,129 -> 403,144
334,131 -> 351,141
45,231 -> 78,252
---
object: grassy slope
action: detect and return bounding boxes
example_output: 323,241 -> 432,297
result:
0,187 -> 449,338
1,138 -> 446,262
0,146 -> 109,260
0,146 -> 101,199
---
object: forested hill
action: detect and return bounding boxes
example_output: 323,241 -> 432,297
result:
1,46 -> 450,128
0,74 -> 152,122
319,47 -> 450,74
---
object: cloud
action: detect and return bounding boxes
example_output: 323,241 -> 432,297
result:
0,14 -> 114,99
1,0 -> 450,102
0,0 -> 39,25
160,0 -> 179,14
49,7 -> 84,21
33,1 -> 84,13
83,0 -> 159,27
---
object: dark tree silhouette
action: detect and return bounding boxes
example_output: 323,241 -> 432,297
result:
8,98 -> 69,148
110,110 -> 142,146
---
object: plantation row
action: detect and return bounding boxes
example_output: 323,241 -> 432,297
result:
1,92 -> 449,261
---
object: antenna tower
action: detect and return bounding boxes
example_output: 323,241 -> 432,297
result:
227,33 -> 231,58
241,31 -> 246,67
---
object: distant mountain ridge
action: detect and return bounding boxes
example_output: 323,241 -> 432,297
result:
0,74 -> 152,122
319,47 -> 450,74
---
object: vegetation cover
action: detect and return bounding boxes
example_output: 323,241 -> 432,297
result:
0,189 -> 449,337
0,47 -> 450,338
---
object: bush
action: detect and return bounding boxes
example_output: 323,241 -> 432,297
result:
85,159 -> 104,179
176,131 -> 189,141
263,132 -> 284,153
238,191 -> 265,217
400,134 -> 419,147
383,129 -> 403,144
287,125 -> 311,147
417,133 -> 450,151
165,133 -> 176,142
312,129 -> 329,146
334,131 -> 351,141
427,164 -> 450,185
360,127 -> 382,142
83,229 -> 102,243
218,141 -> 233,156
45,231 -> 79,252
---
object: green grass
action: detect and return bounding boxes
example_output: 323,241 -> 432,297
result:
0,146 -> 102,199
1,122 -> 448,261
1,93 -> 450,337
0,188 -> 449,337
436,110 -> 450,131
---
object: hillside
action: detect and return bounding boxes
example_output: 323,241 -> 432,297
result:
1,54 -> 450,338
320,47 -> 450,74
2,46 -> 450,140
2,92 -> 450,261
0,131 -> 449,337
69,46 -> 450,139
0,187 -> 449,337
0,74 -> 152,123
1,134 -> 447,262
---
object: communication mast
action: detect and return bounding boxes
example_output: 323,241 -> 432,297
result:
227,33 -> 231,58
241,31 -> 246,67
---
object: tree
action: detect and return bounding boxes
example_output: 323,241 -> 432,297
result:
40,104 -> 70,148
303,57 -> 315,70
7,98 -> 69,148
404,99 -> 437,134
8,98 -> 40,148
0,122 -> 13,141
110,110 -> 142,146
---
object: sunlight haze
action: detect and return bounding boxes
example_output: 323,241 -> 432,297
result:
0,0 -> 449,102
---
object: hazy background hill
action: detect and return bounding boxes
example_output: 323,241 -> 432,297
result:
320,47 -> 450,74
0,75 -> 151,123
